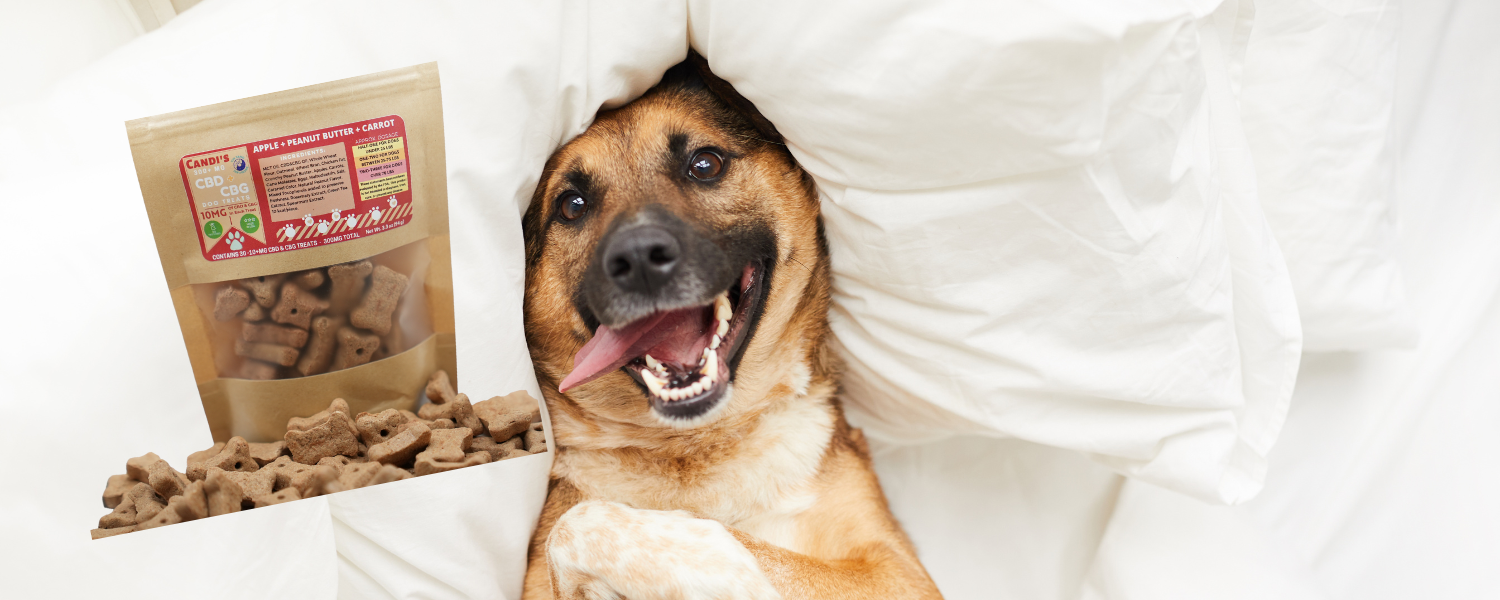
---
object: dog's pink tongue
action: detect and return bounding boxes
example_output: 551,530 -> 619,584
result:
559,312 -> 670,392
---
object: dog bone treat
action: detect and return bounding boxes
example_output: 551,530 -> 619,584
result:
526,422 -> 547,454
235,339 -> 301,367
242,302 -> 266,322
418,427 -> 472,463
288,397 -> 353,431
349,265 -> 408,335
271,282 -> 328,329
291,269 -> 326,290
215,468 -> 274,501
419,391 -> 483,434
330,327 -> 381,371
294,316 -> 338,376
473,390 -> 542,442
172,481 -> 210,521
98,492 -> 137,529
125,482 -> 167,524
102,474 -> 136,509
238,275 -> 284,308
202,469 -> 245,517
285,411 -> 360,464
248,441 -> 288,466
242,322 -> 310,348
367,421 -> 432,466
425,370 -> 457,404
213,286 -> 251,321
92,370 -> 538,537
355,409 -> 413,447
415,450 -> 491,476
254,488 -> 301,508
187,436 -> 259,481
327,259 -> 373,313
128,453 -> 190,499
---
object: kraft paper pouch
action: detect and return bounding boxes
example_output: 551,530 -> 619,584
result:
128,64 -> 455,442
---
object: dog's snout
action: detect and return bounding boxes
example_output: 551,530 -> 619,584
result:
604,225 -> 681,295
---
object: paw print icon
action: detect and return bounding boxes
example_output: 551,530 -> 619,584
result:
226,231 -> 245,251
281,224 -> 297,239
370,206 -> 383,222
316,220 -> 330,235
345,215 -> 358,229
302,214 -> 315,227
388,196 -> 398,209
331,208 -> 342,221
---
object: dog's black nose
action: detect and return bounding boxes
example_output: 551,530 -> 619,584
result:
604,225 -> 681,295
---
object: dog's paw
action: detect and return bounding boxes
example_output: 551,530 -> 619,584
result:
370,206 -> 382,222
225,230 -> 244,251
548,500 -> 780,600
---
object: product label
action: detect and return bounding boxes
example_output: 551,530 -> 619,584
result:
179,116 -> 415,261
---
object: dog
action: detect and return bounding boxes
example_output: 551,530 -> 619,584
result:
520,52 -> 942,599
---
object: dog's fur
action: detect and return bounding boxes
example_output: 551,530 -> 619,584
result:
520,53 -> 942,599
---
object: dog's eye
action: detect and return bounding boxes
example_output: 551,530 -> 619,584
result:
559,192 -> 588,221
686,150 -> 725,181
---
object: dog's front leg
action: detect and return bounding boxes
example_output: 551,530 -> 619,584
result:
547,500 -> 782,600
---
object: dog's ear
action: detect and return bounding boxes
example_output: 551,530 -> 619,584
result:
664,50 -> 785,146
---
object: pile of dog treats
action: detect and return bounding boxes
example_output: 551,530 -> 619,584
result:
92,371 -> 544,539
213,259 -> 410,380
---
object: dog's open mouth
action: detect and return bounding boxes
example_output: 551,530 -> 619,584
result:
559,262 -> 767,420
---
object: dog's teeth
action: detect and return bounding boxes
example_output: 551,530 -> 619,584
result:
715,293 -> 732,322
644,354 -> 662,370
703,348 -> 718,382
716,319 -> 729,337
641,368 -> 666,397
710,334 -> 721,350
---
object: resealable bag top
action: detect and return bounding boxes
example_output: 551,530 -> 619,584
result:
127,63 -> 455,442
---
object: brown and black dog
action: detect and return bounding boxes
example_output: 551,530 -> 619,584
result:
520,53 -> 942,599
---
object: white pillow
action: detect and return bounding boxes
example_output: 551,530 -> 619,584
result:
1240,0 -> 1412,351
690,0 -> 1302,503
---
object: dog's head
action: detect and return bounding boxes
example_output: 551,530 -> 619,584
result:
522,53 -> 833,439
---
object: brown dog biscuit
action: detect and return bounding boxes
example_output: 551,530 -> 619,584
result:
426,418 -> 454,430
185,442 -> 226,478
260,456 -> 315,491
213,286 -> 251,321
350,265 -> 408,335
248,441 -> 287,466
291,269 -> 326,290
235,339 -> 301,367
187,436 -> 259,481
134,505 -> 183,531
419,392 -> 483,435
317,455 -> 354,473
414,450 -> 491,476
99,492 -> 136,529
331,327 -> 380,371
355,409 -> 412,447
242,322 -> 309,348
203,469 -> 244,517
298,464 -> 342,498
242,302 -> 266,322
425,370 -> 457,405
468,436 -> 504,462
271,282 -> 327,329
171,481 -> 210,521
285,411 -> 360,464
288,398 -> 354,432
91,525 -> 136,540
472,391 -> 541,442
127,453 -> 188,499
367,421 -> 431,467
327,259 -> 373,312
124,482 -> 166,524
526,422 -> 547,454
253,488 -> 301,508
215,467 -> 274,501
295,316 -> 338,376
418,427 -> 473,463
238,274 -> 285,308
103,474 -> 135,509
337,462 -> 382,490
239,359 -> 279,380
